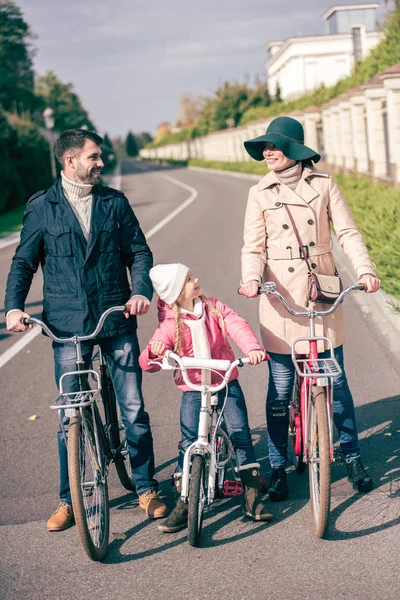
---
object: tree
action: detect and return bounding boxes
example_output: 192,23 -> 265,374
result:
154,122 -> 172,144
125,131 -> 139,156
35,70 -> 95,131
0,1 -> 36,113
103,133 -> 113,149
176,93 -> 205,127
275,83 -> 282,103
137,131 -> 153,147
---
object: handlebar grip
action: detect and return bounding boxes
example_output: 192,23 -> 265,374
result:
356,283 -> 366,291
21,317 -> 31,326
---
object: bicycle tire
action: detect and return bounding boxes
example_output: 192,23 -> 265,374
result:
108,388 -> 135,492
68,409 -> 110,561
308,386 -> 331,538
188,455 -> 207,547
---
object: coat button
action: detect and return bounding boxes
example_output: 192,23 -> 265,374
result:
275,202 -> 282,207
288,267 -> 295,273
308,219 -> 314,225
282,224 -> 289,230
311,263 -> 317,269
309,241 -> 315,246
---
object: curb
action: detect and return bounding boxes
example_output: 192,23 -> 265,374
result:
189,164 -> 400,340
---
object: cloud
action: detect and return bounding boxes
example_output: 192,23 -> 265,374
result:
17,0 -> 386,135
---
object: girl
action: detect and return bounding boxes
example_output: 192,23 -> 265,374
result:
139,263 -> 272,533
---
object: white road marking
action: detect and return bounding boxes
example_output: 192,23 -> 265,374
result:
0,233 -> 20,250
0,172 -> 198,368
0,325 -> 41,369
145,174 -> 198,239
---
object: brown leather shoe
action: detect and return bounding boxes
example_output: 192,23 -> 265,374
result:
47,502 -> 74,531
139,490 -> 168,519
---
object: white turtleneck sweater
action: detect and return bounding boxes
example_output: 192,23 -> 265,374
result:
61,171 -> 93,240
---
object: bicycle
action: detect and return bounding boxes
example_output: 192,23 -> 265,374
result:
149,350 -> 264,547
257,281 -> 364,538
23,306 -> 135,561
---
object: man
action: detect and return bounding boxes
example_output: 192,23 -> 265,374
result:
5,128 -> 167,531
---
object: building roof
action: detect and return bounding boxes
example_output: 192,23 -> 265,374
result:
322,3 -> 379,21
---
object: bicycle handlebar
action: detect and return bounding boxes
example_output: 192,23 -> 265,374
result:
22,305 -> 126,343
240,282 -> 365,318
148,350 -> 267,393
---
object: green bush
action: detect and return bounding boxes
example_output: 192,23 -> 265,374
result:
0,108 -> 52,214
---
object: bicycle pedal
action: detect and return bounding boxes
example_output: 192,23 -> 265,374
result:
223,480 -> 244,497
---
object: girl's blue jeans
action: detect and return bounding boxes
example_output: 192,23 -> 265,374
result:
177,379 -> 256,472
267,345 -> 360,469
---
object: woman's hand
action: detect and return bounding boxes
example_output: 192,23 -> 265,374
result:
358,274 -> 381,293
248,350 -> 266,365
150,340 -> 166,356
239,281 -> 259,298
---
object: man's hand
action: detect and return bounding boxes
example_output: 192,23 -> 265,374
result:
357,274 -> 381,293
124,295 -> 150,318
6,310 -> 31,332
150,340 -> 166,357
238,281 -> 259,298
248,350 -> 266,365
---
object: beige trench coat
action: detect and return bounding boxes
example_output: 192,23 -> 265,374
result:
241,167 -> 376,354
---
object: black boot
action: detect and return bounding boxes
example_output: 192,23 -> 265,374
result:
239,463 -> 273,521
347,459 -> 373,492
158,474 -> 188,533
268,467 -> 288,502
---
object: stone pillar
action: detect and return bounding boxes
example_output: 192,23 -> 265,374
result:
382,70 -> 400,184
349,93 -> 369,175
337,99 -> 355,172
363,84 -> 387,179
321,107 -> 334,166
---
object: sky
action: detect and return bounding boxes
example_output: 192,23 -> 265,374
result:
17,0 -> 390,137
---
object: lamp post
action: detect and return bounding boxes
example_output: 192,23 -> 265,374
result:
43,107 -> 57,181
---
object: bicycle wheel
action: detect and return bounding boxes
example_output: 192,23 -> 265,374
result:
188,455 -> 207,547
68,409 -> 110,561
308,386 -> 331,538
108,390 -> 134,492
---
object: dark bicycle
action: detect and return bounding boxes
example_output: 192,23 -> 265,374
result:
24,306 -> 134,561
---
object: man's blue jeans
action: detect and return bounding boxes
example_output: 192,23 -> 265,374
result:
53,332 -> 158,503
177,379 -> 257,472
266,345 -> 360,469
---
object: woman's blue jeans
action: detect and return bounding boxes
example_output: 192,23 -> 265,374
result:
177,379 -> 256,472
53,332 -> 158,503
267,345 -> 360,469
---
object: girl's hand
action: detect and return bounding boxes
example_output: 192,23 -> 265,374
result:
248,350 -> 266,365
239,281 -> 259,298
358,274 -> 381,293
150,340 -> 166,356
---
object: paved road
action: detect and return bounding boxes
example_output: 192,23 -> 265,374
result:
1,159 -> 399,600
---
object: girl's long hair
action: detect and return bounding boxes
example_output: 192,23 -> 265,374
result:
168,295 -> 226,382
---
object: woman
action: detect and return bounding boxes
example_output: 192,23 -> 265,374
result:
239,116 -> 380,501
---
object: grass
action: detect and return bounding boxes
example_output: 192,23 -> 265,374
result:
0,204 -> 25,238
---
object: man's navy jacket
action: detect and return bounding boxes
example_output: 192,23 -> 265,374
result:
4,179 -> 153,338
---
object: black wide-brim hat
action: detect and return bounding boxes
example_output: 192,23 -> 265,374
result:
244,116 -> 321,163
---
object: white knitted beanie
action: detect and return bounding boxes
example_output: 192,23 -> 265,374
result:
150,263 -> 190,305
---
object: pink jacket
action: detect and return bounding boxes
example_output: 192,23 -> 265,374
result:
139,297 -> 264,391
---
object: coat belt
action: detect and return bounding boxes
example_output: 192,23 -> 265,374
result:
266,239 -> 332,260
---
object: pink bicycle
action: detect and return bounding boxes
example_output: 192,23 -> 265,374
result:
258,281 -> 364,538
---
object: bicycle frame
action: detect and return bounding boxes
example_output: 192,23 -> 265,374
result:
149,352 -> 252,505
258,282 -> 364,465
23,306 -> 127,474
